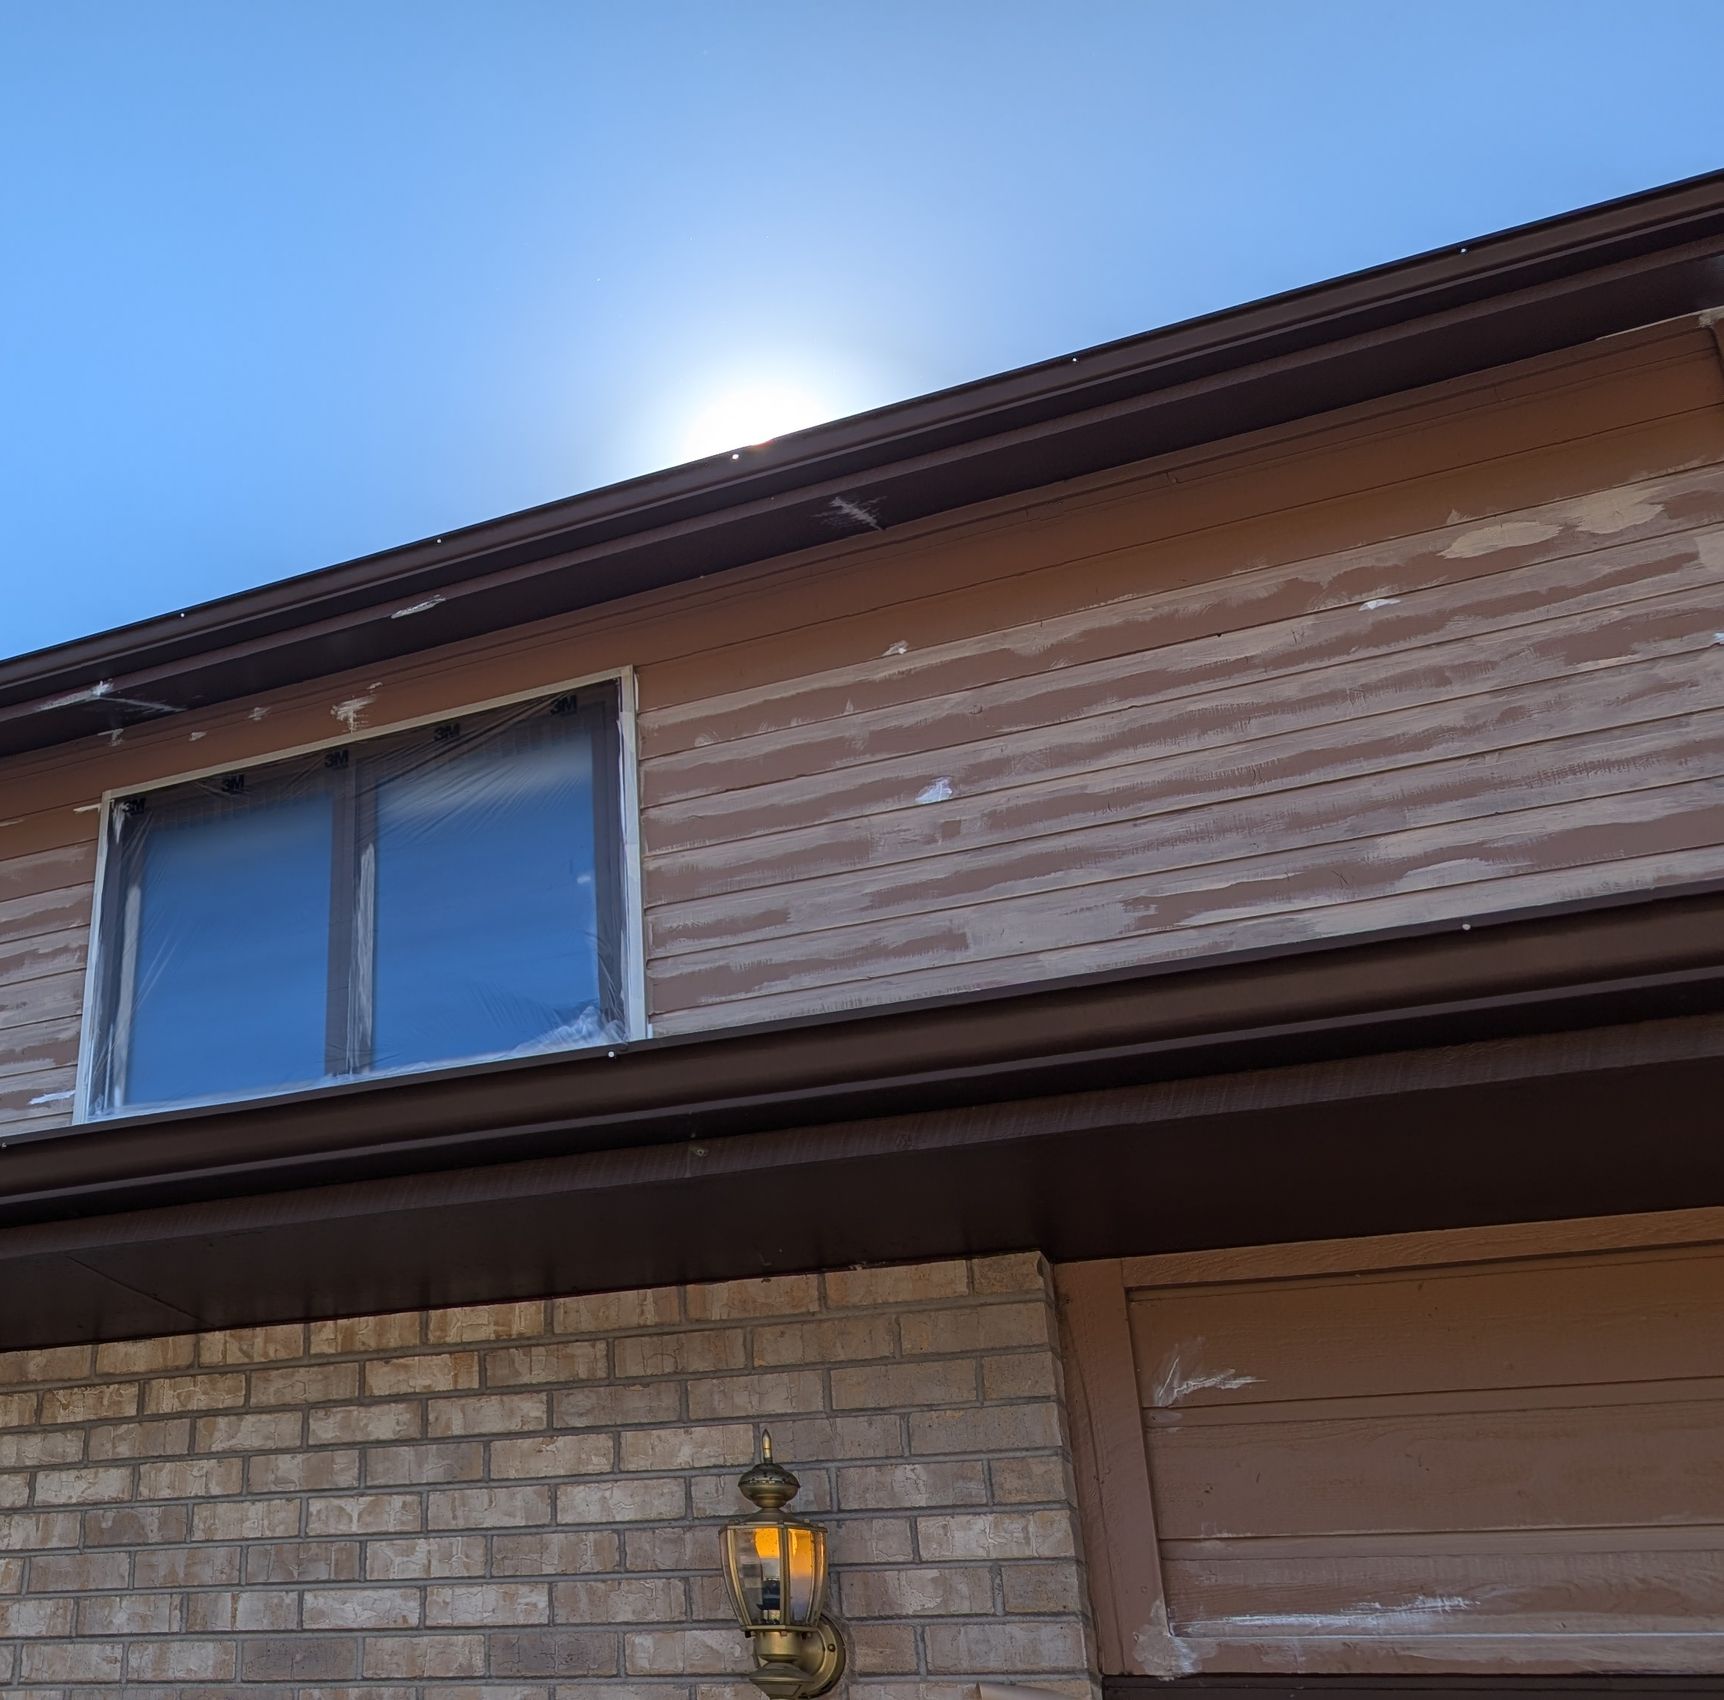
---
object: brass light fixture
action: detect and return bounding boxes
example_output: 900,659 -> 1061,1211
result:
719,1433 -> 846,1698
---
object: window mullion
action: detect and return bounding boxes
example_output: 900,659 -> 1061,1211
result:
323,761 -> 361,1079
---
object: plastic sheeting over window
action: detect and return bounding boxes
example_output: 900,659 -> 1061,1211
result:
87,686 -> 627,1118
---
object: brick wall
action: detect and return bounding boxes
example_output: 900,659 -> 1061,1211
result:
0,1254 -> 1097,1700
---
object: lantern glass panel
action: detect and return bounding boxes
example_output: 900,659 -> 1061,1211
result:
726,1515 -> 825,1628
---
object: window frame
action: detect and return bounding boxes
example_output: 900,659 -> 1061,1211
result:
74,667 -> 647,1122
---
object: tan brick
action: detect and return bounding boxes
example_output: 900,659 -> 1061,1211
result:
839,1461 -> 989,1511
429,1300 -> 548,1342
493,1433 -> 616,1479
493,1529 -> 621,1577
366,1352 -> 480,1396
138,1454 -> 245,1498
491,1629 -> 620,1677
684,1274 -> 821,1321
552,1287 -> 681,1334
754,1314 -> 897,1367
37,1382 -> 137,1424
618,1424 -> 753,1473
0,1472 -> 24,1507
188,1587 -> 300,1631
429,1484 -> 554,1529
94,1335 -> 196,1376
554,1576 -> 685,1624
250,1361 -> 362,1405
366,1534 -> 489,1580
559,1477 -> 686,1524
555,1382 -> 682,1428
0,1429 -> 82,1468
198,1324 -> 307,1365
972,1252 -> 1047,1295
762,1414 -> 902,1462
87,1416 -> 192,1459
245,1539 -> 361,1583
688,1571 -> 738,1620
984,1352 -> 1059,1400
31,1465 -> 133,1506
0,1345 -> 92,1386
614,1329 -> 747,1379
127,1637 -> 237,1682
145,1371 -> 248,1413
21,1639 -> 124,1682
134,1543 -> 242,1587
0,1595 -> 76,1635
827,1516 -> 915,1565
910,1403 -> 1061,1455
367,1440 -> 486,1485
825,1262 -> 969,1308
832,1360 -> 977,1410
0,1510 -> 80,1550
76,1590 -> 181,1635
989,1454 -> 1069,1504
364,1633 -> 488,1679
248,1448 -> 361,1493
0,1553 -> 17,1591
84,1503 -> 187,1546
0,1390 -> 37,1426
241,1634 -> 358,1680
840,1566 -> 994,1618
311,1312 -> 423,1354
306,1493 -> 425,1535
924,1620 -> 1087,1673
622,1526 -> 719,1572
196,1409 -> 304,1451
429,1392 -> 549,1436
24,1549 -> 131,1592
625,1628 -> 742,1676
916,1509 -> 1076,1560
427,1582 -> 551,1626
191,1497 -> 303,1541
686,1371 -> 825,1420
310,1400 -> 423,1445
1002,1561 -> 1083,1613
304,1586 -> 422,1629
487,1340 -> 611,1386
847,1622 -> 922,1675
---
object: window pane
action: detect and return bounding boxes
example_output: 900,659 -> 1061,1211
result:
122,793 -> 334,1108
370,720 -> 602,1073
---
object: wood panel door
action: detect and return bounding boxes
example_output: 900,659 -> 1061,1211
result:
1056,1210 -> 1724,1683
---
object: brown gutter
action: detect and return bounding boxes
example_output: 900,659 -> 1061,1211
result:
5,170 -> 1724,758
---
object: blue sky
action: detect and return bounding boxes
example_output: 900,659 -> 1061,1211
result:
4,1 -> 1723,660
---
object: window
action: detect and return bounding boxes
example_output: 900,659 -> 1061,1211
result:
85,684 -> 630,1117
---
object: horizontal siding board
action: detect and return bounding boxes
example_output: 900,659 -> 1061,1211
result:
0,840 -> 96,906
0,882 -> 93,949
646,772 -> 1724,1012
642,461 -> 1724,776
0,1065 -> 78,1124
0,968 -> 84,1033
1157,1632 -> 1724,1678
0,925 -> 87,991
646,693 -> 1724,959
1129,1250 -> 1724,1411
0,1014 -> 82,1083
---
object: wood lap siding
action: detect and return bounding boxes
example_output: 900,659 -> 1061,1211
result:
2,319 -> 1724,1125
1123,1238 -> 1724,1676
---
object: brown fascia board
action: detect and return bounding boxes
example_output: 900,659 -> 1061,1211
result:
3,879 -> 1723,1231
5,170 -> 1724,757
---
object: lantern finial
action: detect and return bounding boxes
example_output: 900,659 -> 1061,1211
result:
738,1432 -> 800,1513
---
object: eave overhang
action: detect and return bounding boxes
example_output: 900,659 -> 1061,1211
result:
5,170 -> 1724,759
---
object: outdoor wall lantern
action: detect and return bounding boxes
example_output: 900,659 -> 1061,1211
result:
720,1433 -> 846,1698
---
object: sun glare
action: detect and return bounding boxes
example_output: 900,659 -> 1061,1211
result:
678,378 -> 838,463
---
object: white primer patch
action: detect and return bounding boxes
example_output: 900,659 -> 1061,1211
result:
1359,597 -> 1400,611
27,1090 -> 76,1106
1571,487 -> 1663,535
1132,1600 -> 1199,1679
915,777 -> 954,804
883,640 -> 909,657
331,695 -> 376,733
390,595 -> 446,619
1152,1341 -> 1262,1406
72,803 -> 101,814
1440,520 -> 1560,559
826,494 -> 883,531
35,680 -> 114,711
248,706 -> 270,722
188,731 -> 206,741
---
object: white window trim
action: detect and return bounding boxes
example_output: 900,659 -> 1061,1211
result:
72,664 -> 649,1123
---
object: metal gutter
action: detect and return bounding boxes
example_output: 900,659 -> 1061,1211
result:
4,169 -> 1724,757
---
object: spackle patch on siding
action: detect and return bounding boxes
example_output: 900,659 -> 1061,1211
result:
35,680 -> 114,712
72,804 -> 101,814
1152,1342 -> 1261,1406
1133,1599 -> 1199,1679
1188,1594 -> 1479,1637
1572,488 -> 1664,535
331,696 -> 375,733
390,595 -> 446,619
1440,520 -> 1560,559
1359,597 -> 1400,611
826,494 -> 883,531
27,1091 -> 75,1106
915,777 -> 954,804
883,640 -> 909,657
249,706 -> 270,722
